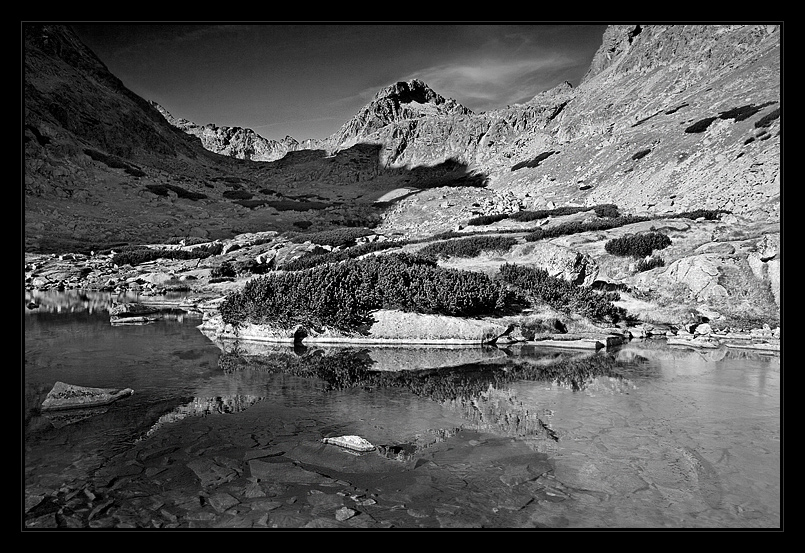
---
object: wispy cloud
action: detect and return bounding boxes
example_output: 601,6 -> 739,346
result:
404,54 -> 577,111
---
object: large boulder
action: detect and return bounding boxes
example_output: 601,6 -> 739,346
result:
506,242 -> 600,286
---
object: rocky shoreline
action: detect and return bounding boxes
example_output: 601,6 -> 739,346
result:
24,235 -> 781,356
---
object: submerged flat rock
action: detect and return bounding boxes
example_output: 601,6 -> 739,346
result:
41,381 -> 134,411
322,435 -> 376,452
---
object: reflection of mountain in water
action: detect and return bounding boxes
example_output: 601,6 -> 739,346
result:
138,394 -> 265,440
215,344 -> 641,450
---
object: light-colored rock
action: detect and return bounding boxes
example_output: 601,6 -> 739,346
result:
322,435 -> 375,452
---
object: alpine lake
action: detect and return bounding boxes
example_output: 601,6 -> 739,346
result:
23,290 -> 781,530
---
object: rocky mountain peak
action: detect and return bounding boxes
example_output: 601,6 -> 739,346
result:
373,78 -> 443,105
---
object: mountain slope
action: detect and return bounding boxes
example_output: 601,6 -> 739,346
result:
24,24 -> 781,255
149,101 -> 303,162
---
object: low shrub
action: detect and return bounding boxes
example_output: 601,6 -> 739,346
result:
593,204 -> 621,218
110,242 -> 222,266
754,107 -> 780,128
498,263 -> 625,323
605,232 -> 672,258
671,209 -> 728,220
466,213 -> 510,226
290,227 -> 374,247
511,205 -> 589,222
223,190 -> 254,200
210,262 -> 237,279
219,253 -> 515,332
511,151 -> 556,171
632,149 -> 651,161
417,236 -> 518,260
524,215 -> 651,242
684,117 -> 717,133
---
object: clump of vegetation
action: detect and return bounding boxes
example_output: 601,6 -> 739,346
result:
232,259 -> 272,275
511,205 -> 590,222
632,148 -> 652,161
111,243 -> 222,266
290,227 -> 374,247
664,103 -> 688,115
524,215 -> 651,242
605,232 -> 672,258
210,261 -> 237,279
498,264 -> 625,323
219,253 -> 515,332
165,236 -> 210,246
281,240 -> 400,271
467,213 -> 510,226
145,184 -> 207,200
511,151 -> 557,171
593,204 -> 621,218
635,256 -> 666,272
754,107 -> 780,128
233,199 -> 270,209
84,148 -> 146,177
719,102 -> 776,122
223,190 -> 254,200
417,236 -> 518,260
684,117 -> 717,133
466,204 -> 622,227
671,209 -> 728,220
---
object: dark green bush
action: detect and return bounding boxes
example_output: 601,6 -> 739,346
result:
498,263 -> 625,323
417,236 -> 517,260
510,205 -> 589,222
233,259 -> 272,275
632,149 -> 651,161
210,262 -> 237,279
719,102 -> 775,122
593,204 -> 621,218
605,232 -> 671,258
219,253 -> 515,332
684,117 -> 717,133
111,242 -> 222,266
281,241 -> 400,271
223,190 -> 254,200
511,151 -> 556,171
754,107 -> 780,128
291,227 -> 374,247
672,209 -> 727,220
466,213 -> 510,226
524,215 -> 651,242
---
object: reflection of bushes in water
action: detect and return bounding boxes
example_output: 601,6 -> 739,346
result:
218,348 -> 632,399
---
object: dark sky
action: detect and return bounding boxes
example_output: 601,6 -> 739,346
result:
70,23 -> 607,142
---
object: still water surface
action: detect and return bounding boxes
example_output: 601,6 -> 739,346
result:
23,291 -> 781,529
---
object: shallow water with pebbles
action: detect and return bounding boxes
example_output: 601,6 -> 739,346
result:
24,293 -> 780,529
